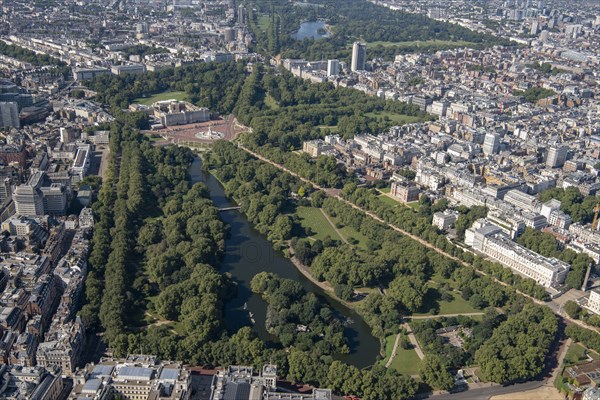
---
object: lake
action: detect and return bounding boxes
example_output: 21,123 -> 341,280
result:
190,157 -> 379,369
291,21 -> 330,40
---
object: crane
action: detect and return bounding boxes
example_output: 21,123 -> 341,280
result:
592,205 -> 600,230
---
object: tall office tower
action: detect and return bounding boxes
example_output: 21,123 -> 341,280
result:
136,22 -> 149,34
530,20 -> 539,35
0,102 -> 19,129
41,184 -> 67,215
327,59 -> 340,76
237,4 -> 246,25
13,172 -> 45,217
351,42 -> 366,72
482,133 -> 500,155
546,145 -> 568,168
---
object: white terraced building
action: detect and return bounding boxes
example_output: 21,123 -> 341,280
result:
466,219 -> 570,288
585,289 -> 600,315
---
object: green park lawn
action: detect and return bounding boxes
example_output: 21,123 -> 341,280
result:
377,193 -> 401,207
133,90 -> 188,105
382,334 -> 396,363
296,206 -> 342,242
406,201 -> 420,210
317,125 -> 339,132
414,281 -> 480,316
265,94 -> 280,110
365,111 -> 423,125
437,294 -> 480,315
257,15 -> 271,31
327,213 -> 370,249
391,347 -> 422,375
382,334 -> 421,375
564,342 -> 599,366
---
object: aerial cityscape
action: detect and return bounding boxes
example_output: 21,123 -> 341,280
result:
0,0 -> 599,399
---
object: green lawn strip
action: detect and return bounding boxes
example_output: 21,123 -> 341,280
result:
257,15 -> 270,31
381,334 -> 422,375
377,193 -> 401,207
365,111 -> 423,125
406,201 -> 420,210
317,125 -> 339,132
296,206 -> 342,242
389,344 -> 422,375
265,93 -> 280,110
325,212 -> 370,249
355,287 -> 379,296
382,334 -> 396,364
134,90 -> 188,105
564,342 -> 599,365
413,281 -> 480,316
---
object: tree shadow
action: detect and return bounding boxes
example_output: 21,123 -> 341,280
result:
417,287 -> 441,315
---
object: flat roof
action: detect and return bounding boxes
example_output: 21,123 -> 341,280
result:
82,378 -> 102,393
118,366 -> 154,380
91,365 -> 114,377
159,368 -> 179,381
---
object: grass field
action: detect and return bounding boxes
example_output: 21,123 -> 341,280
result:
564,342 -> 599,365
134,91 -> 187,105
437,294 -> 480,315
391,346 -> 422,375
365,111 -> 423,125
415,281 -> 480,316
377,194 -> 401,207
317,125 -> 339,132
382,334 -> 396,363
257,15 -> 270,31
265,94 -> 280,110
382,334 -> 421,375
297,206 -> 342,242
406,201 -> 420,210
366,39 -> 476,49
327,213 -> 370,249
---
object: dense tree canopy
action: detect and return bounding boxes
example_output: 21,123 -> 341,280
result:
475,305 -> 558,383
247,0 -> 511,60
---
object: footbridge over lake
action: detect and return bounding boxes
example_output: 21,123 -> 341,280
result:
218,206 -> 241,212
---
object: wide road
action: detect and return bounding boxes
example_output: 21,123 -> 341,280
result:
236,144 -> 600,333
429,380 -> 545,400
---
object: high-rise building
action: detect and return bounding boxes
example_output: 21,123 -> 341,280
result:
326,59 -> 340,76
224,27 -> 236,42
136,22 -> 149,34
13,172 -> 67,216
546,145 -> 568,168
0,102 -> 19,129
13,172 -> 45,217
482,133 -> 500,155
351,42 -> 366,72
41,184 -> 67,215
530,20 -> 539,34
237,4 -> 246,25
